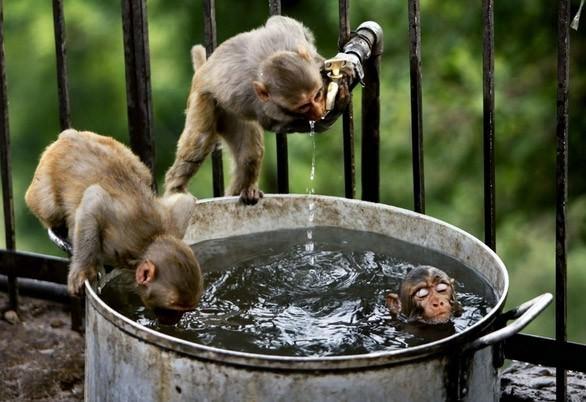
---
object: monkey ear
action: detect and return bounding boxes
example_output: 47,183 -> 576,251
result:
296,45 -> 311,61
386,293 -> 402,316
136,260 -> 156,285
253,81 -> 270,102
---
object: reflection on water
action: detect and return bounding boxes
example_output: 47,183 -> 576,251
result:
100,227 -> 496,357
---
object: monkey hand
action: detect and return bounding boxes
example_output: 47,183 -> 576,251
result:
67,263 -> 97,296
239,186 -> 264,206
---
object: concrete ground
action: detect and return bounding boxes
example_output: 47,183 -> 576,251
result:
0,293 -> 83,402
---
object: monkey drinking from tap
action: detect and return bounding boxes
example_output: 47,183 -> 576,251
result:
386,266 -> 463,324
25,129 -> 203,312
164,15 -> 352,205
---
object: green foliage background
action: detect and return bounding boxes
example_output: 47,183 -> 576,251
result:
1,0 -> 584,341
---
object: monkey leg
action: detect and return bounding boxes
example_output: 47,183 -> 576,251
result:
68,184 -> 109,296
221,118 -> 265,205
159,192 -> 198,238
164,91 -> 218,196
24,162 -> 66,229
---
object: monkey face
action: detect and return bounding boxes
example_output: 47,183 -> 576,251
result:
409,281 -> 455,324
254,50 -> 326,122
288,86 -> 325,121
136,237 -> 204,313
387,266 -> 462,325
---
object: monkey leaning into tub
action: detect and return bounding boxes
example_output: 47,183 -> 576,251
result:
25,129 -> 203,314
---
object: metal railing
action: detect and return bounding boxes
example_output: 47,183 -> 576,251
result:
0,1 -> 583,401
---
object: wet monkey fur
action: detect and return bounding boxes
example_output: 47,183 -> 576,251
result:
386,266 -> 463,324
25,130 -> 203,312
164,16 -> 351,205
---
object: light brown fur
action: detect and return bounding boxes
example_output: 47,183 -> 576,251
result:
164,16 -> 326,204
25,129 -> 203,311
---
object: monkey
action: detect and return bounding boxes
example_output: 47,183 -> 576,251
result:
164,15 -> 352,205
25,129 -> 203,312
386,266 -> 463,325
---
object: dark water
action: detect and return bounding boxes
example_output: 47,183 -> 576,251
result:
99,227 -> 497,357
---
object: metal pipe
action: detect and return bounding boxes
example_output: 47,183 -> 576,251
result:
555,0 -> 570,399
408,0 -> 425,213
121,0 -> 156,189
0,0 -> 17,310
51,0 -> 71,131
203,0 -> 225,197
0,275 -> 70,303
339,0 -> 355,200
505,334 -> 586,374
359,22 -> 383,203
483,0 -> 496,251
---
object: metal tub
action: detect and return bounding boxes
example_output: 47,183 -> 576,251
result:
85,195 -> 551,402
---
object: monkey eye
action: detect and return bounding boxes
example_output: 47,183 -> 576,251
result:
314,89 -> 323,101
296,103 -> 312,113
415,288 -> 429,298
436,283 -> 449,292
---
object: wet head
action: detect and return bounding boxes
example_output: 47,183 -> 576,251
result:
387,265 -> 463,325
135,235 -> 203,313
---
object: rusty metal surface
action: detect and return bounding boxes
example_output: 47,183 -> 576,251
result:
339,0 -> 355,199
408,0 -> 425,213
556,0 -> 570,399
121,0 -> 155,181
51,0 -> 71,131
203,0 -> 225,197
359,23 -> 382,203
482,0 -> 496,251
268,1 -> 290,195
0,0 -> 17,309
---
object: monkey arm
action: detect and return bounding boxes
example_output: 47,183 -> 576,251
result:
68,184 -> 110,295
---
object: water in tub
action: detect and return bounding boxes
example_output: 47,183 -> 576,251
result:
99,227 -> 496,357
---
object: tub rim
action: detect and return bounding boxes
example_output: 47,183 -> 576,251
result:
86,194 -> 509,371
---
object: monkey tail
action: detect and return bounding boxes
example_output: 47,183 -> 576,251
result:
191,45 -> 207,71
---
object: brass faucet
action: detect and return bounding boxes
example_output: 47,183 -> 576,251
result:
324,58 -> 347,112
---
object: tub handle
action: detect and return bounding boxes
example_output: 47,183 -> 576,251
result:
466,292 -> 552,352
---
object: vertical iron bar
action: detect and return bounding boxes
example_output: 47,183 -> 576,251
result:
203,0 -> 224,197
0,0 -> 17,309
52,0 -> 71,131
339,0 -> 355,199
268,0 -> 281,15
555,0 -> 569,399
482,0 -> 496,251
52,0 -> 82,330
121,0 -> 155,186
269,0 -> 289,193
408,0 -> 425,213
275,134 -> 289,193
361,50 -> 381,203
